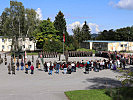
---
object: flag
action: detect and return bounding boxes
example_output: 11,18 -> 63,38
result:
25,51 -> 27,59
63,33 -> 65,42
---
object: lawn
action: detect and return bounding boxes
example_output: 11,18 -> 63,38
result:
65,89 -> 112,100
65,87 -> 133,100
27,52 -> 38,55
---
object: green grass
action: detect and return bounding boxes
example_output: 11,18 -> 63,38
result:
27,52 -> 38,55
77,48 -> 95,54
65,89 -> 112,100
65,87 -> 133,100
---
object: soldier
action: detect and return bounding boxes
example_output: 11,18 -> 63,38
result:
65,51 -> 68,63
5,57 -> 7,65
59,53 -> 61,61
56,52 -> 57,58
11,59 -> 15,75
0,54 -> 2,64
36,58 -> 39,68
8,63 -> 11,74
16,58 -> 19,71
32,55 -> 34,63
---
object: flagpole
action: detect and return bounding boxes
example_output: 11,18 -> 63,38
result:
63,31 -> 65,55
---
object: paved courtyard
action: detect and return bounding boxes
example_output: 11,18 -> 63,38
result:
0,52 -> 123,100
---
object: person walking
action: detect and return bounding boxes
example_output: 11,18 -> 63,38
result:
30,64 -> 34,74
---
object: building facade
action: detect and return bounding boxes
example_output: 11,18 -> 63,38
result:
83,40 -> 133,51
0,36 -> 36,52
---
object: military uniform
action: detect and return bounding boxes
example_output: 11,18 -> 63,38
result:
32,55 -> 34,62
5,57 -> 7,65
59,53 -> 61,61
8,63 -> 11,74
11,60 -> 15,75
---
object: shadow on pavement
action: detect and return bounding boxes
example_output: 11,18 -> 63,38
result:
85,77 -> 122,89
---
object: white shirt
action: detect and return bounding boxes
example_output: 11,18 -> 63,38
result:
47,62 -> 50,67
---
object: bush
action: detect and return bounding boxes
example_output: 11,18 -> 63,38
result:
77,48 -> 95,54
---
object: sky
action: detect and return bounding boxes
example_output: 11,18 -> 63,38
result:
0,0 -> 133,35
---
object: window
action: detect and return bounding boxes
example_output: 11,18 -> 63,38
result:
29,45 -> 32,48
2,45 -> 4,49
2,39 -> 4,42
8,46 -> 11,50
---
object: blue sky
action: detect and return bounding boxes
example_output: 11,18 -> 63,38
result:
0,0 -> 133,35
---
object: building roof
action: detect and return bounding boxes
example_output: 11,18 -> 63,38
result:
84,40 -> 133,43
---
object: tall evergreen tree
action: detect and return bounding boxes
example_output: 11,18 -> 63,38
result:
54,11 -> 67,40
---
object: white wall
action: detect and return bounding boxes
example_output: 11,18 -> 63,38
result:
0,37 -> 36,52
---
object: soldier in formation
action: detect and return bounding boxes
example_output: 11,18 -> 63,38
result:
11,57 -> 15,75
7,63 -> 11,74
4,54 -> 7,65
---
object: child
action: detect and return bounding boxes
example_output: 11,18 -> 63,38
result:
25,63 -> 28,74
30,64 -> 34,74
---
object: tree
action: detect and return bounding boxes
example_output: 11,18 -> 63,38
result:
81,21 -> 91,41
72,21 -> 91,48
54,11 -> 67,37
72,25 -> 82,43
35,20 -> 61,52
25,8 -> 40,38
0,1 -> 39,51
96,26 -> 133,41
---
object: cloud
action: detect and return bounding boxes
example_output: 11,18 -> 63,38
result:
111,0 -> 133,10
36,8 -> 43,20
67,21 -> 100,35
89,23 -> 100,33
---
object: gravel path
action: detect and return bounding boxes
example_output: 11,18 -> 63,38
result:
0,52 -> 122,100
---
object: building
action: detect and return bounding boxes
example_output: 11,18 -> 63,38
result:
82,40 -> 133,51
0,36 -> 36,52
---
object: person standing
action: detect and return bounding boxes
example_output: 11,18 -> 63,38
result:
30,64 -> 34,74
36,58 -> 39,68
5,57 -> 7,65
32,55 -> 34,63
25,63 -> 28,74
21,60 -> 24,70
56,62 -> 60,74
49,63 -> 53,75
59,53 -> 61,61
47,62 -> 50,74
8,63 -> 11,74
28,60 -> 31,70
16,59 -> 19,71
12,62 -> 15,75
63,63 -> 67,74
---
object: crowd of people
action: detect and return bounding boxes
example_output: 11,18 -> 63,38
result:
0,51 -> 132,75
5,51 -> 129,75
